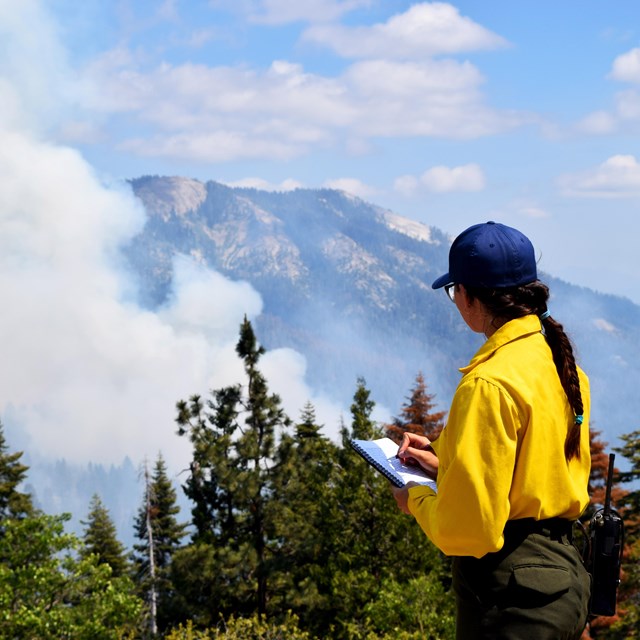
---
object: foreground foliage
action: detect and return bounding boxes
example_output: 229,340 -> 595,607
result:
0,514 -> 143,639
165,614 -> 313,639
2,321 -> 640,638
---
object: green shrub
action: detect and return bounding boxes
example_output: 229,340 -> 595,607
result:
165,613 -> 315,639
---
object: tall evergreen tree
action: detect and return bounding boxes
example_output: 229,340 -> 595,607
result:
346,376 -> 379,441
133,453 -> 188,635
329,377 -> 450,638
172,317 -> 291,624
604,429 -> 640,638
384,371 -> 447,444
0,421 -> 34,521
587,429 -> 627,516
614,429 -> 640,540
267,401 -> 342,634
81,493 -> 129,578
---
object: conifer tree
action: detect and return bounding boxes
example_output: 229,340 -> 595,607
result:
330,378 -> 449,638
587,429 -> 627,514
81,493 -> 129,578
0,421 -> 34,521
384,371 -> 446,444
133,454 -> 188,635
172,317 -> 291,624
267,401 -> 342,634
346,375 -> 379,441
614,429 -> 640,539
607,429 -> 640,637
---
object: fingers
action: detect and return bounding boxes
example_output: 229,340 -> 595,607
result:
391,486 -> 411,514
397,432 -> 431,458
398,446 -> 439,480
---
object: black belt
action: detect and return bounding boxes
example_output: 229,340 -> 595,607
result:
504,517 -> 575,542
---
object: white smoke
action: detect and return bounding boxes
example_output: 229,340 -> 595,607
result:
0,2 -> 343,471
0,128 -> 342,468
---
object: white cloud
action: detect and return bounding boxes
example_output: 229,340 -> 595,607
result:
247,0 -> 370,25
421,163 -> 485,193
573,89 -> 640,137
395,163 -> 485,195
574,48 -> 640,136
74,48 -> 525,163
558,154 -> 640,197
576,110 -> 617,135
302,2 -> 508,59
610,47 -> 640,83
209,0 -> 369,25
341,58 -> 525,138
322,177 -> 378,199
614,89 -> 640,120
517,205 -> 550,219
393,174 -> 420,197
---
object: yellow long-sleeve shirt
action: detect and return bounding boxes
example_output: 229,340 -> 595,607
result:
407,315 -> 591,558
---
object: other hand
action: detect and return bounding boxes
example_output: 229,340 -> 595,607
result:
392,485 -> 411,514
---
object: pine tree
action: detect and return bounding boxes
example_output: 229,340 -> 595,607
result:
133,454 -> 187,635
329,378 -> 450,638
267,401 -> 342,634
172,317 -> 291,624
384,371 -> 447,444
346,375 -> 379,441
614,429 -> 640,540
81,493 -> 129,578
604,429 -> 640,638
0,421 -> 34,521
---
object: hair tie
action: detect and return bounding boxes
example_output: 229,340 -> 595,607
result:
574,414 -> 584,425
539,310 -> 551,320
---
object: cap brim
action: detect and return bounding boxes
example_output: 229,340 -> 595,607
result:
431,273 -> 451,289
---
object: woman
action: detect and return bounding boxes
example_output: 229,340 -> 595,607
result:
393,221 -> 591,639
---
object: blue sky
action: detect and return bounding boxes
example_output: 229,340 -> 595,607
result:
4,1 -> 640,301
2,0 -> 640,464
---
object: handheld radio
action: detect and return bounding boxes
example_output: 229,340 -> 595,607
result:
587,453 -> 624,617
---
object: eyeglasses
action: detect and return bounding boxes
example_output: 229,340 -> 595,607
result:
444,283 -> 456,303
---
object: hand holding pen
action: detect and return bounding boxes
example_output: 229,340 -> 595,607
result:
396,432 -> 439,480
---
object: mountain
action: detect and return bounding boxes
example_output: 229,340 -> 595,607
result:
126,175 -> 640,449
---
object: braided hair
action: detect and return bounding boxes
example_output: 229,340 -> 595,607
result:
464,280 -> 584,461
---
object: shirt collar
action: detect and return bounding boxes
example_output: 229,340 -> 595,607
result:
459,315 -> 543,374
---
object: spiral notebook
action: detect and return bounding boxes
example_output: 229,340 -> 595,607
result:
350,437 -> 437,491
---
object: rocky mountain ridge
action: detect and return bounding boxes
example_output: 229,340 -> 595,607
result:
127,176 -> 466,407
127,175 -> 640,448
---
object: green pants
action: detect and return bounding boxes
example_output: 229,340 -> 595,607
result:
452,519 -> 590,640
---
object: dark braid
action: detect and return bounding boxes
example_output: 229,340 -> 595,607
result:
465,281 -> 583,461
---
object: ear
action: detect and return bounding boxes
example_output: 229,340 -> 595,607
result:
457,284 -> 472,307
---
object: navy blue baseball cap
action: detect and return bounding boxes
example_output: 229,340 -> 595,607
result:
432,221 -> 537,289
